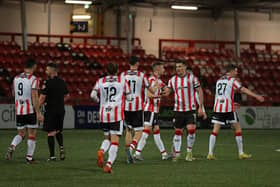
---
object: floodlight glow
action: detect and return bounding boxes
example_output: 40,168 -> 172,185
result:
171,5 -> 198,10
72,15 -> 91,20
65,0 -> 92,5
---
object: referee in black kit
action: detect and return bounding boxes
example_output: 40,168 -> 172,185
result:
39,63 -> 70,161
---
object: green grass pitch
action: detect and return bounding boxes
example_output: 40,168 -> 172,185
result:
0,129 -> 279,187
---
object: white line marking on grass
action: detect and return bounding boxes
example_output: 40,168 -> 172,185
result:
275,149 -> 280,152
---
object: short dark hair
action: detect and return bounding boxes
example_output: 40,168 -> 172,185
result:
226,64 -> 238,72
129,56 -> 139,66
175,59 -> 187,66
47,63 -> 58,71
106,62 -> 118,75
25,59 -> 36,69
152,61 -> 163,70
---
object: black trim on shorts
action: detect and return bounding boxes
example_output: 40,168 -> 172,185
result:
144,111 -> 159,126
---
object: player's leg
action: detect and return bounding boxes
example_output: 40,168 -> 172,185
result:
134,125 -> 151,160
97,124 -> 110,168
207,112 -> 225,160
172,112 -> 184,161
233,122 -> 252,159
26,127 -> 37,163
186,124 -> 196,161
129,111 -> 144,157
207,124 -> 220,160
5,128 -> 26,160
104,121 -> 123,173
47,131 -> 57,161
134,111 -> 153,160
124,111 -> 134,163
56,112 -> 65,160
153,125 -> 169,160
185,111 -> 197,161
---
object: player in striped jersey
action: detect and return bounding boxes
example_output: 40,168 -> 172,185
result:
5,59 -> 43,164
162,60 -> 204,161
134,62 -> 170,161
207,64 -> 264,160
120,56 -> 156,164
91,63 -> 131,173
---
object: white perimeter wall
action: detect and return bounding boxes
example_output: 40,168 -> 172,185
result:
1,2 -> 280,55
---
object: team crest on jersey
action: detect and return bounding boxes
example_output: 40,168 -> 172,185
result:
105,106 -> 112,112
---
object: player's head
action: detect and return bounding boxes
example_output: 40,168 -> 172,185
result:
175,60 -> 187,77
106,62 -> 118,75
152,61 -> 164,76
226,64 -> 238,77
24,59 -> 37,72
46,63 -> 58,77
129,56 -> 139,70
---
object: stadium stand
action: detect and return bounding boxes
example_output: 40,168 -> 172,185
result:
0,33 -> 279,107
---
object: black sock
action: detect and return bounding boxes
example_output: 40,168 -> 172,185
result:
48,136 -> 55,157
56,132 -> 64,148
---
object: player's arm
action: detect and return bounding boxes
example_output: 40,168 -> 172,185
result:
39,94 -> 46,107
64,82 -> 70,102
32,89 -> 43,122
90,89 -> 99,103
32,78 -> 43,122
195,86 -> 204,117
64,94 -> 70,102
195,91 -> 207,119
240,87 -> 264,102
161,79 -> 173,96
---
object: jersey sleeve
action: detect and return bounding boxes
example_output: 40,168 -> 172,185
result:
93,79 -> 100,92
143,75 -> 150,88
31,77 -> 40,90
167,78 -> 173,89
193,76 -> 200,88
233,79 -> 242,90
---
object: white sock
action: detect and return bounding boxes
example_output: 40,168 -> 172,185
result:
27,137 -> 36,160
235,132 -> 244,155
187,131 -> 196,153
153,131 -> 166,154
173,132 -> 182,155
11,135 -> 24,149
107,142 -> 119,167
100,139 -> 110,153
135,131 -> 149,155
209,132 -> 217,155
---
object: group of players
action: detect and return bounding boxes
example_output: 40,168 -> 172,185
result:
4,56 -> 264,174
90,56 -> 264,173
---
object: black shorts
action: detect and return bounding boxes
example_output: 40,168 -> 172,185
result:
102,120 -> 124,136
211,112 -> 239,125
124,111 -> 143,131
144,111 -> 159,126
16,113 -> 38,129
173,111 -> 196,129
43,111 -> 65,132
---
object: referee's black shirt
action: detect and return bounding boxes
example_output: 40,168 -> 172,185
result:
41,76 -> 69,113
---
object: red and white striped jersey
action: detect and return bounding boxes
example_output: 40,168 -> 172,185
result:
13,72 -> 39,115
121,70 -> 150,111
144,75 -> 165,113
167,73 -> 200,112
93,75 -> 130,123
213,75 -> 242,113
